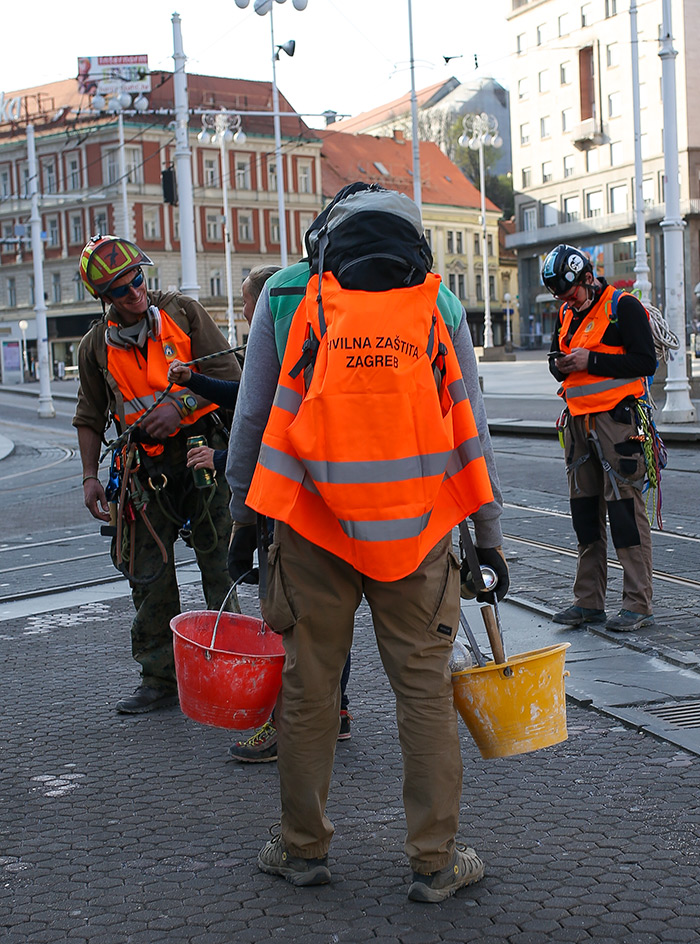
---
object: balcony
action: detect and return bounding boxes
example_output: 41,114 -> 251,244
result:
572,118 -> 609,152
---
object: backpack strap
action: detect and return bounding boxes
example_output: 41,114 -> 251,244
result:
607,288 -> 624,325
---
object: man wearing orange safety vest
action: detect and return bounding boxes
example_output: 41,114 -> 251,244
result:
226,184 -> 506,902
543,244 -> 657,633
73,235 -> 239,714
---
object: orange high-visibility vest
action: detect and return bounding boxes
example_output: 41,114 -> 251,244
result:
106,309 -> 216,455
558,284 -> 645,415
246,272 -> 494,581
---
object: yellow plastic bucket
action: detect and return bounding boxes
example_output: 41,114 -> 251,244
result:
452,643 -> 570,759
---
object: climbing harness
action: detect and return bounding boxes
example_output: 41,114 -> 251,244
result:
636,393 -> 667,530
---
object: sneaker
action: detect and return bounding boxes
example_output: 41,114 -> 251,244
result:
408,844 -> 484,903
258,833 -> 331,886
227,720 -> 278,763
338,710 -> 353,741
552,605 -> 606,627
605,609 -> 655,632
115,684 -> 178,714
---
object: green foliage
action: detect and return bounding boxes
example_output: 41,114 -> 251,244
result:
448,117 -> 513,220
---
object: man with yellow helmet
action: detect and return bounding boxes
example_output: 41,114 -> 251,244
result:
74,234 -> 240,713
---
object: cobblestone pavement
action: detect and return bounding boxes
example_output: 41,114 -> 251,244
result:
2,582 -> 700,944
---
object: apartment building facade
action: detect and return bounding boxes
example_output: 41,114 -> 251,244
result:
506,0 -> 700,347
0,73 -> 323,382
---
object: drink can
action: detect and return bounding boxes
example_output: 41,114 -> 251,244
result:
186,435 -> 214,489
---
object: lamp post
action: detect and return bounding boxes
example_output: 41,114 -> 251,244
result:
235,0 -> 309,267
18,319 -> 28,383
199,112 -> 247,344
459,113 -> 502,349
407,0 -> 422,211
503,293 -> 512,351
629,0 -> 651,307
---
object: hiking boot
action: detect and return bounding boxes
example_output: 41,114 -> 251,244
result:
338,710 -> 353,741
605,609 -> 655,632
228,720 -> 278,763
552,605 -> 606,627
258,833 -> 331,886
115,684 -> 178,714
408,844 -> 484,903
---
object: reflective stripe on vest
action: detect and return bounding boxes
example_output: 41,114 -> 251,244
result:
558,284 -> 644,415
106,309 -> 216,455
245,271 -> 494,581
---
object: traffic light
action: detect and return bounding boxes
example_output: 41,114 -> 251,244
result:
162,166 -> 177,205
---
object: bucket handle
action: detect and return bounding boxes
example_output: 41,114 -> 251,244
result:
207,570 -> 256,657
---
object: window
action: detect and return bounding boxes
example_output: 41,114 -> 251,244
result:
297,160 -> 312,194
610,140 -> 623,165
424,228 -> 432,249
456,232 -> 463,254
74,276 -> 85,302
21,165 -> 30,198
206,211 -> 223,241
448,273 -> 456,294
204,157 -> 219,188
579,46 -> 595,120
489,276 -> 496,301
125,146 -> 143,184
562,108 -> 573,133
70,214 -> 83,245
67,156 -> 81,191
143,207 -> 161,241
7,277 -> 16,307
516,33 -> 526,55
540,116 -> 551,139
538,70 -> 550,94
606,43 -> 619,68
581,2 -> 592,27
563,154 -> 575,178
0,168 -> 10,198
642,178 -> 654,207
558,12 -> 570,36
564,196 -> 580,221
520,123 -> 531,146
173,209 -> 180,241
605,0 -> 617,17
210,270 -> 222,296
270,214 -> 280,243
560,61 -> 571,86
586,190 -> 603,217
542,161 -> 553,183
608,91 -> 622,118
522,206 -> 537,232
476,274 -> 483,301
235,157 -> 251,190
586,149 -> 599,173
146,267 -> 160,291
104,148 -> 119,185
610,185 -> 627,214
42,161 -> 57,194
268,161 -> 277,192
522,167 -> 532,189
536,24 -> 545,45
29,275 -> 35,305
543,201 -> 558,226
238,212 -> 252,242
457,274 -> 465,299
52,272 -> 62,303
518,77 -> 529,101
47,217 -> 59,248
487,234 -> 494,256
93,209 -> 107,235
447,231 -> 454,253
473,233 -> 480,255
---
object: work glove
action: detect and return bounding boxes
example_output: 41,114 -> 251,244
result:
227,523 -> 259,584
460,546 -> 509,604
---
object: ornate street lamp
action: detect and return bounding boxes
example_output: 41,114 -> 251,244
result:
460,113 -> 502,349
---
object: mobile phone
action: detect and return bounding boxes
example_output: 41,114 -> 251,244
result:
547,351 -> 562,361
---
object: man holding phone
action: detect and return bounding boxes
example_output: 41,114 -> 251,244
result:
542,244 -> 657,633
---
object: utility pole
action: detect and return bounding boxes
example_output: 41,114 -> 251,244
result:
407,0 -> 422,211
26,123 -> 55,418
172,13 -> 200,300
659,0 -> 695,422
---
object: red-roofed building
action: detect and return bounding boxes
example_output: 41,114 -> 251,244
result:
319,128 -> 517,346
0,73 -> 323,379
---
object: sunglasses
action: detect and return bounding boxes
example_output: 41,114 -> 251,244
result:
108,269 -> 145,299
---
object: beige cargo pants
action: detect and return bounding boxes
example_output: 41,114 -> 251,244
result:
261,521 -> 464,874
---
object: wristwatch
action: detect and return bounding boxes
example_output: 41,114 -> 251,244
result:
179,393 -> 198,417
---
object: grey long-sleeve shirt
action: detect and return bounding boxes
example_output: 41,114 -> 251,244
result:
226,282 -> 504,549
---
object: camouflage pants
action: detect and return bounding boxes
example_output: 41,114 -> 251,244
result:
111,428 -> 237,690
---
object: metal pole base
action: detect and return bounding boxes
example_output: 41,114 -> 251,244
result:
37,398 -> 56,419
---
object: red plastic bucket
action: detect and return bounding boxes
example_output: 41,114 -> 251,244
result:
170,610 -> 285,730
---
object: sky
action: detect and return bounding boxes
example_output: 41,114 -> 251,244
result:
2,0 -> 511,128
